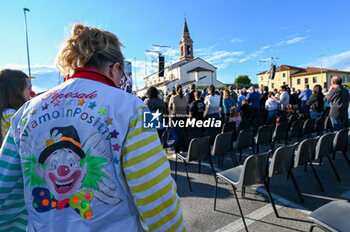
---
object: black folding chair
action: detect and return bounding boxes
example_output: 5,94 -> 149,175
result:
251,118 -> 265,132
233,129 -> 255,162
212,132 -> 236,167
302,119 -> 314,138
175,136 -> 214,191
221,122 -> 236,134
289,120 -> 304,142
309,200 -> 350,232
272,122 -> 289,150
238,119 -> 251,132
314,116 -> 326,136
255,125 -> 273,153
314,133 -> 340,182
324,116 -> 333,132
267,144 -> 303,218
214,152 -> 270,232
332,128 -> 350,166
265,116 -> 276,127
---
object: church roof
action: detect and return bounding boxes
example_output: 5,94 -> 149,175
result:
183,19 -> 189,33
187,67 -> 214,73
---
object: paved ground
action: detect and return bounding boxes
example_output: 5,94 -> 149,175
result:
165,136 -> 350,232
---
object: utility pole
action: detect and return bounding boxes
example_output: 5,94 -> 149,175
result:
23,8 -> 31,77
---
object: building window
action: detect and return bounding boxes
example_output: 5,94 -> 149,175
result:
348,76 -> 350,82
313,76 -> 317,83
305,78 -> 309,84
181,46 -> 183,56
283,82 -> 286,85
271,83 -> 274,89
260,76 -> 263,81
187,45 -> 191,56
297,79 -> 300,85
283,73 -> 286,77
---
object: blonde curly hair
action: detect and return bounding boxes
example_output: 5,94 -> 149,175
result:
56,24 -> 124,76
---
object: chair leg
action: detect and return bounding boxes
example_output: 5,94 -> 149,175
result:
342,151 -> 350,167
289,170 -> 304,203
263,178 -> 279,218
214,176 -> 219,210
208,156 -> 217,183
232,186 -> 248,232
230,151 -> 238,166
309,162 -> 324,192
183,161 -> 192,192
326,155 -> 341,182
198,160 -> 201,173
175,155 -> 178,180
241,186 -> 246,199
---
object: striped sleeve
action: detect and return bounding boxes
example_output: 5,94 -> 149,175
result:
0,132 -> 28,232
1,110 -> 15,139
121,106 -> 185,232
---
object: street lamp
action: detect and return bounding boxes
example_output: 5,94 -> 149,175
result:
23,8 -> 31,77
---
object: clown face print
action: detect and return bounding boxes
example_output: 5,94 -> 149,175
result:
36,148 -> 87,200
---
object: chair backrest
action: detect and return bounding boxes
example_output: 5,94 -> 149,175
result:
187,136 -> 211,162
251,118 -> 265,131
237,152 -> 270,189
315,117 -> 326,134
294,138 -> 318,167
236,129 -> 254,150
273,122 -> 289,141
265,116 -> 276,126
212,132 -> 233,156
277,115 -> 288,123
289,114 -> 299,125
222,122 -> 236,134
290,120 -> 303,139
256,125 -> 274,144
314,133 -> 335,160
324,116 -> 333,132
303,119 -> 314,136
204,127 -> 220,145
238,119 -> 251,132
269,144 -> 297,177
333,128 -> 349,152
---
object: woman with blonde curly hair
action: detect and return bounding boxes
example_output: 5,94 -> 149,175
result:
0,24 -> 184,232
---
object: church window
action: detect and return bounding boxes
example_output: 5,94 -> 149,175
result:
187,45 -> 191,56
181,46 -> 183,56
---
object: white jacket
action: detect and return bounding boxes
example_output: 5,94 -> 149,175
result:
0,69 -> 184,232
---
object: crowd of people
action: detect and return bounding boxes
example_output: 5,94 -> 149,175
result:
143,79 -> 350,132
0,23 -> 349,232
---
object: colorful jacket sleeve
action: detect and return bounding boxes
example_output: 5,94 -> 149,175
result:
121,106 -> 185,232
0,132 -> 28,231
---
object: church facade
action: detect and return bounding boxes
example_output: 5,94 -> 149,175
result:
137,19 -> 223,96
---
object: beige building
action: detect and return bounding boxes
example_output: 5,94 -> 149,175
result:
258,64 -> 350,91
137,19 -> 223,97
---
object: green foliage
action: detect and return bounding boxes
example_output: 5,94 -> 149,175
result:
23,154 -> 46,190
344,83 -> 350,89
234,75 -> 251,85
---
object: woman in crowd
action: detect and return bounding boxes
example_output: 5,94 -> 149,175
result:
0,24 -> 184,231
204,85 -> 221,119
222,89 -> 236,122
307,84 -> 324,121
228,106 -> 242,131
144,86 -> 166,137
169,84 -> 187,120
237,89 -> 247,112
240,99 -> 252,119
265,92 -> 280,118
0,69 -> 31,144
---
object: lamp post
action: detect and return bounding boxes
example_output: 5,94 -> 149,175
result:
23,8 -> 31,77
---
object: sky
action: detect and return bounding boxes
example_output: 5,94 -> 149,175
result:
1,0 -> 350,93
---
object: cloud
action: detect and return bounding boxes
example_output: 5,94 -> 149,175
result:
261,45 -> 270,50
277,36 -> 307,46
303,50 -> 350,71
239,50 -> 264,63
230,38 -> 244,43
306,29 -> 312,33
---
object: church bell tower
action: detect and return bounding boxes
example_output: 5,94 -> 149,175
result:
179,19 -> 194,61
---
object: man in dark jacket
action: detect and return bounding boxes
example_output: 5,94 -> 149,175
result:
324,76 -> 350,131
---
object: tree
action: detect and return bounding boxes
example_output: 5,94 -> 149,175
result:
234,75 -> 251,85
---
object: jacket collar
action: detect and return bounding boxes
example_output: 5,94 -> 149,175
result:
64,68 -> 118,88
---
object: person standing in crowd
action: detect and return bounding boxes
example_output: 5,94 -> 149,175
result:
322,88 -> 331,116
265,92 -> 280,118
0,24 -> 184,231
237,89 -> 247,112
189,90 -> 206,121
259,86 -> 269,118
228,85 -> 238,103
228,106 -> 242,131
275,85 -> 290,115
187,84 -> 196,107
144,86 -> 166,138
222,89 -> 236,122
307,84 -> 324,121
240,99 -> 252,119
169,84 -> 187,120
201,87 -> 208,99
324,76 -> 350,131
290,87 -> 301,109
247,86 -> 261,117
204,85 -> 221,119
0,69 -> 32,144
299,84 -> 312,113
